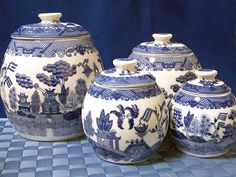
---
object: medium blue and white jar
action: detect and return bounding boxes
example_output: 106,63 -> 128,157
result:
170,69 -> 236,157
129,33 -> 201,103
82,58 -> 169,164
0,13 -> 103,141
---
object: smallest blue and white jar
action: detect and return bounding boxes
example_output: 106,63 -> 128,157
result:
82,58 -> 169,164
170,69 -> 236,157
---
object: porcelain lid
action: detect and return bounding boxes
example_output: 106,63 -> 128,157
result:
11,13 -> 89,39
132,33 -> 192,54
94,58 -> 156,88
181,69 -> 231,94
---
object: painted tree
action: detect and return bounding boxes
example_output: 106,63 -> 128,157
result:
31,90 -> 40,113
171,108 -> 183,128
84,111 -> 95,137
75,79 -> 87,107
67,91 -> 78,109
199,114 -> 211,136
15,73 -> 34,89
77,59 -> 93,78
184,111 -> 194,129
36,60 -> 77,105
171,72 -> 197,93
96,109 -> 113,132
9,87 -> 17,111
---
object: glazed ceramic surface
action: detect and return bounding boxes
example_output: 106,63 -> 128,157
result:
129,33 -> 201,103
82,58 -> 169,164
0,13 -> 103,141
170,69 -> 236,157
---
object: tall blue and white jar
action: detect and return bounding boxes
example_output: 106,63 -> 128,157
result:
170,69 -> 236,157
0,13 -> 103,141
82,58 -> 169,164
129,33 -> 201,104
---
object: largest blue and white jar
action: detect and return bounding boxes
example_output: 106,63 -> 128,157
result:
170,69 -> 236,157
129,33 -> 201,104
82,58 -> 169,164
0,13 -> 103,141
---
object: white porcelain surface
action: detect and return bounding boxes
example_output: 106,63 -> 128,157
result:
82,58 -> 169,163
129,33 -> 201,104
0,13 -> 103,141
170,69 -> 236,157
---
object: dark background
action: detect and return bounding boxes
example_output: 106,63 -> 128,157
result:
0,0 -> 235,117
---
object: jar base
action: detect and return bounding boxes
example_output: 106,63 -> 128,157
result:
18,132 -> 84,141
176,146 -> 229,158
96,153 -> 154,164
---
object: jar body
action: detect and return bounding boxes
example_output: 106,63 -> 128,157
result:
170,90 -> 236,157
0,37 -> 103,141
82,84 -> 169,163
129,52 -> 201,101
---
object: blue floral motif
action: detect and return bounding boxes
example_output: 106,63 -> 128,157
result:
6,39 -> 97,58
171,111 -> 236,156
199,114 -> 211,136
173,91 -> 235,109
95,74 -> 156,87
96,110 -> 113,131
85,103 -> 167,163
184,111 -> 194,128
182,81 -> 230,94
11,22 -> 89,38
172,108 -> 183,128
88,84 -> 162,101
132,42 -> 192,54
110,104 -> 139,130
84,111 -> 95,137
129,52 -> 200,71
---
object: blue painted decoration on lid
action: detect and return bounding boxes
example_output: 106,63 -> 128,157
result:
132,33 -> 192,54
11,13 -> 89,39
181,69 -> 231,94
94,58 -> 156,88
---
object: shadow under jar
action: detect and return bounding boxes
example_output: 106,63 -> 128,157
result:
82,58 -> 169,164
170,69 -> 236,157
0,13 -> 103,141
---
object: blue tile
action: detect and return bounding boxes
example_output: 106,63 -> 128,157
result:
53,165 -> 69,170
68,146 -> 83,154
7,150 -> 23,158
70,168 -> 88,177
53,170 -> 70,177
88,175 -> 106,177
176,170 -> 195,177
1,173 -> 19,177
191,169 -> 213,177
38,148 -> 53,156
69,157 -> 85,166
123,171 -> 141,177
19,168 -> 36,173
3,161 -> 21,169
18,172 -> 36,177
208,167 -> 230,176
104,166 -> 122,174
142,174 -> 160,177
37,159 -> 53,167
36,171 -> 52,177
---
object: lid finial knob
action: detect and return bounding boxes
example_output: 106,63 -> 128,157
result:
113,58 -> 138,72
38,13 -> 62,23
152,33 -> 173,42
195,69 -> 218,80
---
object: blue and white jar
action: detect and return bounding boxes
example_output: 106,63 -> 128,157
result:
129,33 -> 201,103
82,58 -> 169,164
0,13 -> 103,141
170,69 -> 236,157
